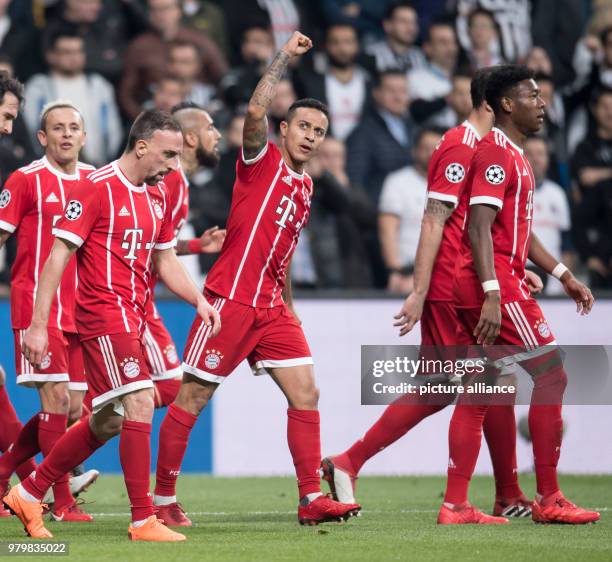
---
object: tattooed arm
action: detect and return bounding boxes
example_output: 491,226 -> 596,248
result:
243,31 -> 313,160
393,198 -> 454,336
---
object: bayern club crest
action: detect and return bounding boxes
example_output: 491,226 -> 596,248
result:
204,349 -> 224,370
120,357 -> 141,379
153,202 -> 164,219
445,163 -> 465,183
165,345 -> 179,366
65,199 -> 83,220
0,189 -> 10,208
534,319 -> 551,339
40,353 -> 52,370
485,164 -> 505,185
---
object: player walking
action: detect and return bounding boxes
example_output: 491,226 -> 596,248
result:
153,31 -> 361,527
5,109 -> 221,541
441,65 -> 599,525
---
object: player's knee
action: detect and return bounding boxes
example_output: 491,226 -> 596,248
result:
45,383 -> 70,413
122,388 -> 155,422
184,385 -> 212,416
290,383 -> 319,410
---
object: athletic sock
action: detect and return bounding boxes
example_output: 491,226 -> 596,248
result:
154,403 -> 197,499
0,413 -> 41,481
38,413 -> 72,510
120,420 -> 154,522
22,419 -> 104,501
287,408 -> 321,498
444,404 -> 488,505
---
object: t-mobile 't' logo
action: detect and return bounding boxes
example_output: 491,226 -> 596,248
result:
121,228 -> 152,260
275,195 -> 297,229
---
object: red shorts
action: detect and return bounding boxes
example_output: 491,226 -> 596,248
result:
455,299 -> 557,366
14,329 -> 87,391
143,315 -> 182,380
182,292 -> 312,383
81,333 -> 152,413
421,301 -> 458,345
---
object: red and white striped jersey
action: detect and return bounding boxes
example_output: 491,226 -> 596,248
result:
145,167 -> 189,320
454,127 -> 536,306
426,121 -> 480,302
0,157 -> 95,331
53,161 -> 176,339
205,141 -> 312,308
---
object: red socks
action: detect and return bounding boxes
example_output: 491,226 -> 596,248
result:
38,413 -> 72,510
120,420 -> 154,522
22,419 -> 104,500
444,404 -> 488,505
0,413 -> 41,481
154,403 -> 197,498
287,408 -> 321,498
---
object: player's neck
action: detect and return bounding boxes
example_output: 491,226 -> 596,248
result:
467,109 -> 491,139
45,154 -> 77,176
180,154 -> 196,178
117,153 -> 146,186
280,146 -> 304,175
494,120 -> 525,149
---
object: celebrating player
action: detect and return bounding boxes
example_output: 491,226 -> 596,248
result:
4,109 -> 221,541
441,65 -> 599,524
153,31 -> 361,527
144,102 -> 225,409
322,68 -> 538,522
0,101 -> 99,523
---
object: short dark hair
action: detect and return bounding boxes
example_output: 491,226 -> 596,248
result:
485,64 -> 535,115
286,98 -> 329,123
169,39 -> 200,57
171,101 -> 205,114
45,24 -> 82,51
470,66 -> 493,108
591,86 -> 612,106
468,7 -> 496,28
373,69 -> 406,88
424,17 -> 455,43
0,71 -> 24,106
126,110 -> 182,152
600,25 -> 612,45
325,23 -> 357,40
534,71 -> 554,86
384,1 -> 416,21
414,127 -> 444,146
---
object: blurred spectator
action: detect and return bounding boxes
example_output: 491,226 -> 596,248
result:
294,24 -> 370,140
378,128 -> 441,293
268,78 -> 296,142
119,0 -> 227,120
221,24 -> 275,109
23,26 -> 122,166
525,46 -> 554,76
0,0 -> 42,80
455,0 -> 532,63
572,25 -> 612,92
45,0 -> 148,85
571,87 -> 612,289
168,40 -> 215,107
446,71 -> 473,124
408,19 -> 459,128
346,70 -> 414,204
320,1 -> 388,43
146,75 -> 185,112
365,2 -> 426,73
465,7 -> 504,70
180,0 -> 228,57
525,136 -> 573,295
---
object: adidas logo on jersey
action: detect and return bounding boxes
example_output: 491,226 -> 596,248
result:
118,206 -> 131,217
281,175 -> 292,186
522,168 -> 529,176
45,192 -> 59,203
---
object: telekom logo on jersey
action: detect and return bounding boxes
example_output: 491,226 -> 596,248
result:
275,195 -> 297,229
121,228 -> 152,260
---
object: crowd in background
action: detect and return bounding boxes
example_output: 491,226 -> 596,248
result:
0,0 -> 610,294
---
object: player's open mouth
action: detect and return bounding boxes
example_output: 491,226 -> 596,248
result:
299,144 -> 312,153
60,143 -> 73,149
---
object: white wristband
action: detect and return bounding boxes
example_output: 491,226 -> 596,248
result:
481,280 -> 500,293
552,263 -> 569,280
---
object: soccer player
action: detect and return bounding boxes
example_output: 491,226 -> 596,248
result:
322,68 -> 539,522
153,31 -> 361,527
4,109 -> 221,541
145,102 -> 225,409
441,64 -> 599,524
0,101 -> 98,523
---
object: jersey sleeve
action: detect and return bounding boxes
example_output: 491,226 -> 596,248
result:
154,189 -> 177,250
428,142 -> 474,208
0,171 -> 33,233
469,143 -> 514,210
236,140 -> 278,183
53,178 -> 101,247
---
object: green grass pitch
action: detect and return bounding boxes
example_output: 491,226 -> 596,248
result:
0,474 -> 609,562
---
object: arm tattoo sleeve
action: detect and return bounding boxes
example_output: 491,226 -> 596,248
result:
424,198 -> 454,225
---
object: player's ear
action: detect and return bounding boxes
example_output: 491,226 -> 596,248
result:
37,129 -> 47,148
135,139 -> 147,159
280,120 -> 288,139
184,131 -> 198,149
500,96 -> 513,114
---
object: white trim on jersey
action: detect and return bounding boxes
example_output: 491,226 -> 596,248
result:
150,366 -> 182,381
42,156 -> 80,181
251,357 -> 314,375
182,363 -> 227,384
229,162 -> 284,300
0,219 -> 16,233
91,379 -> 154,413
98,335 -> 122,389
88,163 -> 113,181
154,239 -> 177,250
241,143 -> 269,165
185,298 -> 227,368
143,188 -> 159,311
53,228 -> 85,247
428,191 -> 459,207
492,341 -> 559,369
510,161 -> 522,266
470,195 -> 503,209
16,373 -> 70,385
32,174 -> 43,309
56,177 -> 67,331
462,120 -> 482,141
493,127 -> 524,154
21,160 -> 45,175
144,325 -> 167,376
504,302 -> 538,349
68,382 -> 88,391
126,185 -> 140,327
112,161 -> 146,193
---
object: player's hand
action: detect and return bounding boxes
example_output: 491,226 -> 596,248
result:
474,292 -> 501,345
199,226 -> 226,253
525,269 -> 544,296
282,31 -> 313,58
196,298 -> 221,337
393,292 -> 425,337
22,323 -> 49,369
562,275 -> 594,315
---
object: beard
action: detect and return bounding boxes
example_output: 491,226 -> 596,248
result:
327,52 -> 355,70
196,145 -> 220,168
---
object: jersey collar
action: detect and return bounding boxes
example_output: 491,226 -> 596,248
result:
112,161 -> 146,193
492,127 -> 524,154
462,120 -> 482,141
42,156 -> 80,181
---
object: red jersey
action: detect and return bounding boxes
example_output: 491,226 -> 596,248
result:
145,166 -> 189,321
426,121 -> 480,302
206,142 -> 313,308
53,161 -> 176,339
454,127 -> 536,306
0,157 -> 95,331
